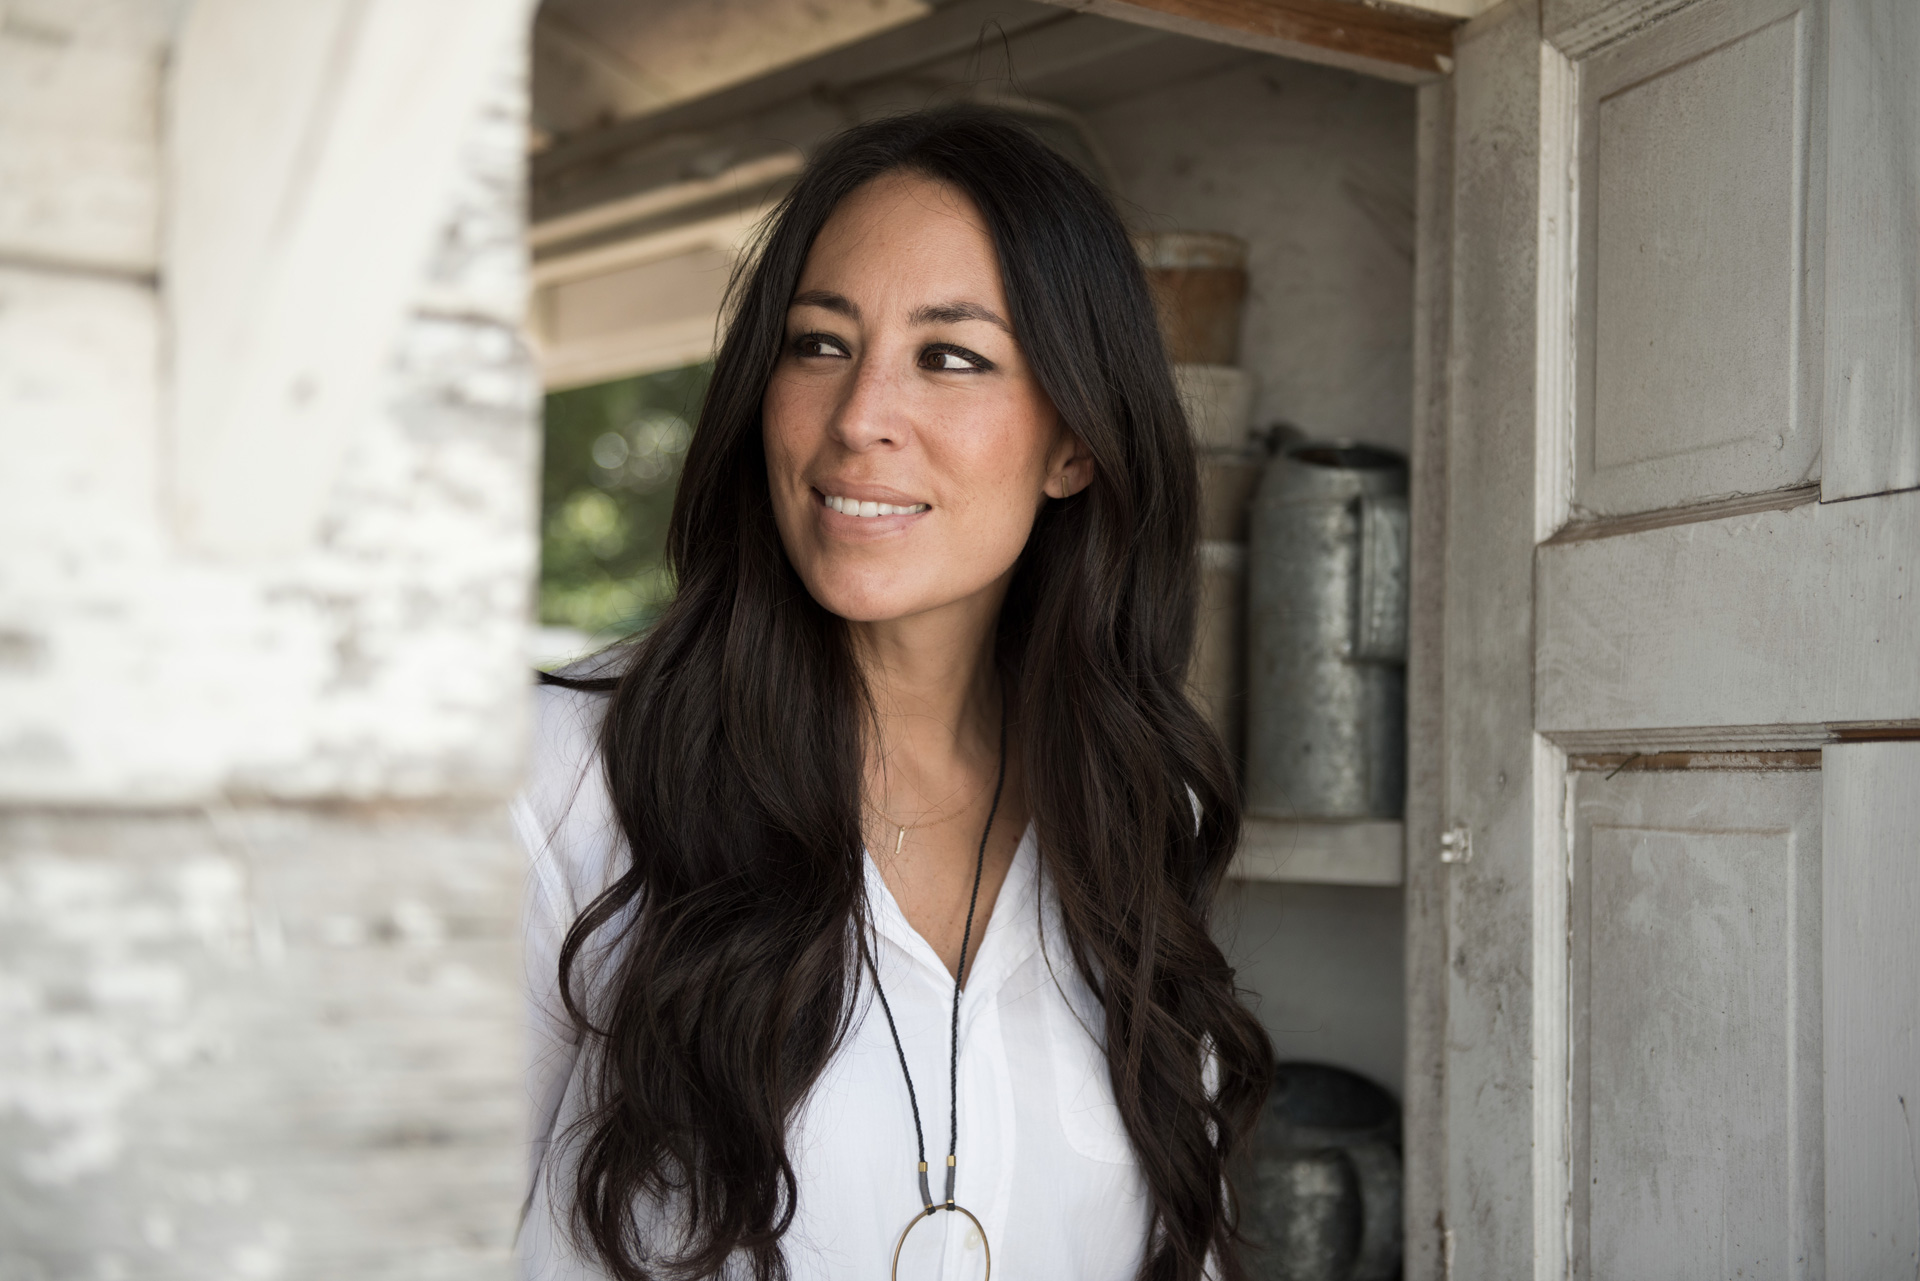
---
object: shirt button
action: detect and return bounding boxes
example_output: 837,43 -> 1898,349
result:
965,1226 -> 983,1250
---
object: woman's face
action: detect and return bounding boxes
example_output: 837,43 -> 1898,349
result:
763,171 -> 1090,625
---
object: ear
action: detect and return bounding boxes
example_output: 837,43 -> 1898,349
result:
1043,430 -> 1095,500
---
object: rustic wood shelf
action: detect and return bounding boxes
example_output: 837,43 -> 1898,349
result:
1229,818 -> 1405,886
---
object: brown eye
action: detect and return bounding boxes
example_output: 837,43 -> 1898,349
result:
793,333 -> 850,359
920,344 -> 991,372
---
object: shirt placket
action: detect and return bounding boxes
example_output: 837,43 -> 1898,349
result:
862,828 -> 1039,1281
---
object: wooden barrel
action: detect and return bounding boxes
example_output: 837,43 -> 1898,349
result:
1138,231 -> 1249,365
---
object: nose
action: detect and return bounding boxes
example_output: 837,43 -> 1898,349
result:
827,348 -> 909,452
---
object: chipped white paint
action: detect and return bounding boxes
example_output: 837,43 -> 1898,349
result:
1571,0 -> 1822,520
1,0 -> 539,1273
0,846 -> 248,1187
1568,768 -> 1823,1275
0,0 -> 541,806
168,0 -> 536,561
0,0 -> 179,275
0,805 -> 525,1279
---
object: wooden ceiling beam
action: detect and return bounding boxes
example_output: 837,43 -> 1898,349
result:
1038,0 -> 1463,82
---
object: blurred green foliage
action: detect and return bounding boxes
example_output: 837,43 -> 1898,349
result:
540,362 -> 713,637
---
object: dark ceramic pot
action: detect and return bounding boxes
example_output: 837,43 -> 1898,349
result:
1241,1063 -> 1402,1281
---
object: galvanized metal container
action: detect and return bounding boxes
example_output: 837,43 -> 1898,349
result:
1240,1063 -> 1403,1281
1246,442 -> 1409,819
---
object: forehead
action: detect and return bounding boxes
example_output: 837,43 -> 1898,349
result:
796,172 -> 1004,302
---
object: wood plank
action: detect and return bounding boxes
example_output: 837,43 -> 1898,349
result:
1439,0 -> 1548,1273
166,0 -> 533,560
1402,74 -> 1454,1281
530,0 -> 1068,220
1545,0 -> 1715,51
0,0 -> 169,276
1536,491 -> 1920,739
1231,819 -> 1404,885
1046,0 -> 1458,82
1823,742 -> 1920,1278
1823,0 -> 1920,501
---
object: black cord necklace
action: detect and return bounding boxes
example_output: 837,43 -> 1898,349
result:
861,699 -> 1007,1278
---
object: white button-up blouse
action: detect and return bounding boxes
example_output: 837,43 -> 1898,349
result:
512,682 -> 1153,1280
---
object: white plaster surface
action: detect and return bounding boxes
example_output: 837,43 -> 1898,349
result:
1,3 -> 540,1274
0,805 -> 525,1280
0,5 -> 540,805
1088,57 -> 1417,453
0,0 -> 179,273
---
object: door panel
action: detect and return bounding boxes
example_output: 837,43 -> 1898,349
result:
1535,492 -> 1920,739
1822,742 -> 1920,1277
1575,0 -> 1821,517
1427,0 -> 1920,1275
1568,768 -> 1822,1279
1823,0 -> 1920,500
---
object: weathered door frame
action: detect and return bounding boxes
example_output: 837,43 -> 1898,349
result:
1408,0 -> 1920,1275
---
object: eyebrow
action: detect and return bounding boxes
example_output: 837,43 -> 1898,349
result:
908,299 -> 1011,332
790,289 -> 857,318
787,290 -> 1011,333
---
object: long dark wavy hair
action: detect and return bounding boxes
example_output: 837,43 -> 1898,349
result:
546,105 -> 1274,1281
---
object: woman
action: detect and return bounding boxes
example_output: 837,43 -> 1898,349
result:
517,106 -> 1273,1281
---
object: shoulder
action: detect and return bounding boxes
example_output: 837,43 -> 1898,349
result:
511,673 -> 624,921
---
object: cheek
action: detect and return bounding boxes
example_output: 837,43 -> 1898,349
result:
760,376 -> 804,463
761,377 -> 822,501
932,411 -> 1055,560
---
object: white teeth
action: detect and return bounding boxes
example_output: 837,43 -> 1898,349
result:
822,494 -> 928,517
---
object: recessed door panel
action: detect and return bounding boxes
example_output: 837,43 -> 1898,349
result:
1572,0 -> 1821,518
1569,767 -> 1822,1279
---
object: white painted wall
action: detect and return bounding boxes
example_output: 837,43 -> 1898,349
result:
1,0 -> 540,807
1087,56 -> 1417,454
1217,882 -> 1407,1096
1,1 -> 540,1274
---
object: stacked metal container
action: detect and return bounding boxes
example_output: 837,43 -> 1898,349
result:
1246,443 -> 1408,819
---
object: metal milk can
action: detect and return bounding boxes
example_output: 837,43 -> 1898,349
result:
1246,442 -> 1409,819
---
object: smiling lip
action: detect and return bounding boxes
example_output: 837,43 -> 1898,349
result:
812,486 -> 930,520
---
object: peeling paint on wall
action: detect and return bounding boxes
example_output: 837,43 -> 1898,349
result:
0,1 -> 538,1274
0,806 -> 524,1280
0,0 -> 541,807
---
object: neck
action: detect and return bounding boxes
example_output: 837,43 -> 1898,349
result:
849,583 -> 1007,822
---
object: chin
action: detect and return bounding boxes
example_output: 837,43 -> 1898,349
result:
805,578 -> 924,624
798,561 -> 952,624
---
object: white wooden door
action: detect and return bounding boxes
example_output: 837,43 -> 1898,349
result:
1408,0 -> 1920,1276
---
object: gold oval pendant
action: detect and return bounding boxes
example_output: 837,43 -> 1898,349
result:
891,1203 -> 991,1280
